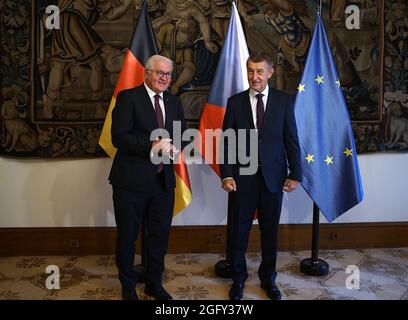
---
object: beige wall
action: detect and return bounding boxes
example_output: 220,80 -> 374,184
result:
0,153 -> 407,227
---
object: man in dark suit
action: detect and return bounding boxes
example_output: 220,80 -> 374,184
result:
220,52 -> 302,300
109,54 -> 186,300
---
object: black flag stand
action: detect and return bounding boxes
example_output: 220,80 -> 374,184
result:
299,0 -> 329,278
300,203 -> 329,276
214,192 -> 233,278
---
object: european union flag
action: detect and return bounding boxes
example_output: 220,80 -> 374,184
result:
294,15 -> 364,222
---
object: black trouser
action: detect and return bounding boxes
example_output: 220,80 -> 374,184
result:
230,169 -> 283,284
112,174 -> 174,290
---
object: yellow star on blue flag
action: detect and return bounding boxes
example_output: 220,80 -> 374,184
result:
305,153 -> 314,163
324,156 -> 334,165
315,75 -> 324,84
344,148 -> 353,157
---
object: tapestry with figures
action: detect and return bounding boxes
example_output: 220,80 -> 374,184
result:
0,0 -> 406,157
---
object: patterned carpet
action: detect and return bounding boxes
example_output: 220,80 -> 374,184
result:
0,248 -> 407,300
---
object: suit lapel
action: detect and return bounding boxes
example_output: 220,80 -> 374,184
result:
140,85 -> 158,129
260,88 -> 278,135
243,90 -> 255,129
163,91 -> 172,132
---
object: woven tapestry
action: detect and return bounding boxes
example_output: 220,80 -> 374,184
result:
0,0 -> 406,157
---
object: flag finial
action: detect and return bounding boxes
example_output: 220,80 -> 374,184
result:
317,0 -> 323,16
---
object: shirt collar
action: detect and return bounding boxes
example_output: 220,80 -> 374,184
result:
144,83 -> 164,100
249,85 -> 269,100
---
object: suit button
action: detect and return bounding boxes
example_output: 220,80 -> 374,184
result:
259,140 -> 262,144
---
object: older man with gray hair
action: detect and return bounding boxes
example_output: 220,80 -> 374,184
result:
109,54 -> 187,300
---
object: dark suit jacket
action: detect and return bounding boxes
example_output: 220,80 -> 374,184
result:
220,88 -> 302,193
109,84 -> 187,192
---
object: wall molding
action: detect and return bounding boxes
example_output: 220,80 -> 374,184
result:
0,223 -> 407,256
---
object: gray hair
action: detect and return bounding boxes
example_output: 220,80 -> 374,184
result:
145,55 -> 173,70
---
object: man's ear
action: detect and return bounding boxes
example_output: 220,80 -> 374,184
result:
268,67 -> 275,79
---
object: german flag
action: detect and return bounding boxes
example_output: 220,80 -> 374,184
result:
99,0 -> 192,215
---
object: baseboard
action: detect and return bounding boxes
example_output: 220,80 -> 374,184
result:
0,223 -> 407,256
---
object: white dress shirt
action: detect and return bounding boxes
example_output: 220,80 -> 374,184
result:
144,83 -> 166,124
145,84 -> 175,160
248,85 -> 269,129
222,85 -> 269,182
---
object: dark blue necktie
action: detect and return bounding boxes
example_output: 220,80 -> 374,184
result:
256,93 -> 264,130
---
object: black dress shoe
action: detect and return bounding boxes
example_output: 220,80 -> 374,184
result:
229,282 -> 245,300
122,288 -> 139,300
145,285 -> 173,300
261,282 -> 281,300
